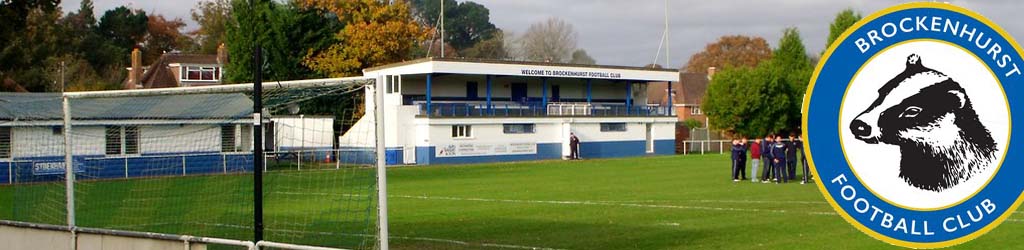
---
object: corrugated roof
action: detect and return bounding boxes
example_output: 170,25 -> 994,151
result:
0,92 -> 252,121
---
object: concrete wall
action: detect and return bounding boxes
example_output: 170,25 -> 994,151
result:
0,225 -> 207,250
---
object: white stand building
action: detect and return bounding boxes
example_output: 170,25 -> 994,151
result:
342,58 -> 680,165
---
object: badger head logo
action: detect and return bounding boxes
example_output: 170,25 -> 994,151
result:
849,54 -> 998,192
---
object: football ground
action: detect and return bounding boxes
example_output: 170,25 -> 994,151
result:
2,154 -> 1022,249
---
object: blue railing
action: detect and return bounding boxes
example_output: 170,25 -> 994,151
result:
418,102 -> 675,117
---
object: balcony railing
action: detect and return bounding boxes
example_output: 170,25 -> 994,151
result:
417,102 -> 674,117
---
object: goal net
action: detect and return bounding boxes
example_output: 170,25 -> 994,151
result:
0,77 -> 381,249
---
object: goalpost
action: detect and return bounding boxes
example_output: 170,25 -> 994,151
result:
0,77 -> 387,250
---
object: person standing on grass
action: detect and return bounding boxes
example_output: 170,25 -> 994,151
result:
786,133 -> 799,181
731,139 -> 744,182
739,137 -> 749,180
771,136 -> 788,183
750,138 -> 762,183
761,134 -> 774,183
798,135 -> 811,184
569,132 -> 581,160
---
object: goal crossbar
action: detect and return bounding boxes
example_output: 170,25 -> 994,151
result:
62,77 -> 373,99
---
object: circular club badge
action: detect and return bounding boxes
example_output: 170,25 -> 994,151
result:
805,3 -> 1024,248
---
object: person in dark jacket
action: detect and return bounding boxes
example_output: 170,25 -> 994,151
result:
569,132 -> 581,160
799,135 -> 811,184
739,138 -> 748,180
731,139 -> 744,181
771,136 -> 788,183
761,135 -> 774,183
786,134 -> 799,181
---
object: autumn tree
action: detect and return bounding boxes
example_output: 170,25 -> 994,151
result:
826,8 -> 862,51
702,28 -> 812,136
518,17 -> 578,63
0,0 -> 61,91
143,15 -> 194,63
684,35 -> 771,73
191,0 -> 233,54
301,0 -> 430,77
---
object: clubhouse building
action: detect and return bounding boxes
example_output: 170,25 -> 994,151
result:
341,58 -> 680,165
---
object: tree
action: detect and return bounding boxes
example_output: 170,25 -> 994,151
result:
410,0 -> 497,51
0,0 -> 61,91
97,7 -> 148,50
684,35 -> 771,73
702,28 -> 813,136
458,29 -> 506,59
570,49 -> 595,65
826,8 -> 862,51
518,17 -> 578,63
300,0 -> 429,77
143,15 -> 194,63
191,0 -> 233,54
226,0 -> 345,82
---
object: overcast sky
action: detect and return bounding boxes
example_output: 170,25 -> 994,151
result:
60,0 -> 1024,68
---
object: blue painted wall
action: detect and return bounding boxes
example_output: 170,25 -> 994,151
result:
0,152 -> 254,184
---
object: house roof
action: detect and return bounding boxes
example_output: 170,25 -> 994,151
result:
133,53 -> 220,89
646,72 -> 710,106
679,73 -> 710,105
0,92 -> 253,122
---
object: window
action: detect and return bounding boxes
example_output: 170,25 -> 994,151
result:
52,126 -> 62,135
0,127 -> 10,159
503,124 -> 535,134
691,107 -> 703,115
600,123 -> 627,132
222,125 -> 237,152
451,125 -> 472,138
385,75 -> 401,94
182,66 -> 221,81
106,126 -> 140,155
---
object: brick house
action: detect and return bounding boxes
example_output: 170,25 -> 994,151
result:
124,45 -> 228,89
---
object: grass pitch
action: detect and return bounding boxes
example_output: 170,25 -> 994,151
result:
2,154 -> 1022,249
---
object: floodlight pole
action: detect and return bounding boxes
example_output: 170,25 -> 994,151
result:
251,0 -> 265,244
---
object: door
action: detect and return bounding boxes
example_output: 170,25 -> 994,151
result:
562,123 -> 572,158
646,123 -> 654,153
511,83 -> 528,103
551,85 -> 560,102
466,81 -> 478,99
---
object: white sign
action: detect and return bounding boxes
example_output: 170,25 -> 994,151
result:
520,69 -> 622,79
436,142 -> 537,158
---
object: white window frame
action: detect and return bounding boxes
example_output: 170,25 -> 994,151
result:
690,106 -> 703,115
106,126 -> 140,156
0,127 -> 11,159
451,125 -> 472,138
502,124 -> 535,134
180,65 -> 221,82
222,125 -> 237,152
600,123 -> 627,132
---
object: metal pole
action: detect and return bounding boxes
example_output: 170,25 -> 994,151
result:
252,0 -> 265,240
62,97 -> 75,230
374,76 -> 389,250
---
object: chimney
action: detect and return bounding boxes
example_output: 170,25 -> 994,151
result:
217,43 -> 228,65
129,48 -> 142,89
707,66 -> 717,80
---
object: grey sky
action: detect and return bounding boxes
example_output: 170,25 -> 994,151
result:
60,0 -> 1024,68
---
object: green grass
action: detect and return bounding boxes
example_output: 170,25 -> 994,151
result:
3,154 -> 1023,249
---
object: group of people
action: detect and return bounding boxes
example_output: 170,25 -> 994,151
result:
730,134 -> 811,184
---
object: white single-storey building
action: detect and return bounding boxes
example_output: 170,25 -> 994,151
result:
0,92 -> 256,184
340,58 -> 680,165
